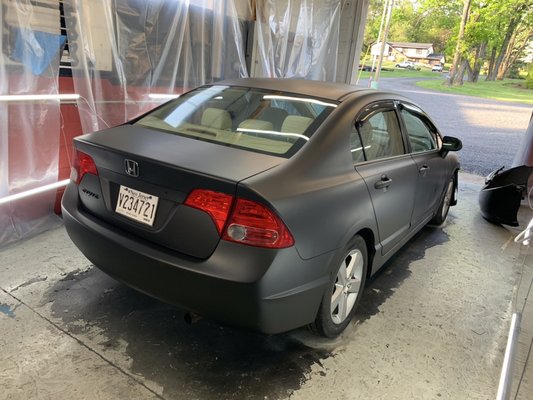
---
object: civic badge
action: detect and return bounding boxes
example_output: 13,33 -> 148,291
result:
124,159 -> 139,177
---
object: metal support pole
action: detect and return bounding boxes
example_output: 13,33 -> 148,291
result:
512,110 -> 533,167
372,0 -> 394,88
496,312 -> 522,400
370,0 -> 389,76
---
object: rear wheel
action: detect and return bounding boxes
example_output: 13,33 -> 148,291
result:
431,177 -> 455,225
310,235 -> 368,337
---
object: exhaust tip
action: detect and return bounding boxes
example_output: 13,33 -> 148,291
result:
184,312 -> 202,325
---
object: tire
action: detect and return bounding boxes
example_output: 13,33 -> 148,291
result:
310,235 -> 368,337
430,177 -> 455,225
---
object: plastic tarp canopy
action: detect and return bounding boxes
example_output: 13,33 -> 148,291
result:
0,0 -> 64,248
0,0 -> 343,247
1,0 -> 252,247
254,0 -> 340,81
63,0 -> 252,134
64,0 -> 341,134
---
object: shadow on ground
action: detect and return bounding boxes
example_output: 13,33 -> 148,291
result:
356,226 -> 450,322
41,224 -> 450,399
43,268 -> 329,399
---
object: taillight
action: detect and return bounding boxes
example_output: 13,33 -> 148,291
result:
223,198 -> 294,249
71,150 -> 98,184
184,189 -> 294,249
184,189 -> 234,234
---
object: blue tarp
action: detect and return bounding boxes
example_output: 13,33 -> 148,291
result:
12,28 -> 66,75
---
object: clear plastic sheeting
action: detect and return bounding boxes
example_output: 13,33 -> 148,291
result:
63,0 -> 252,134
0,0 -> 64,248
0,5 -> 7,199
254,0 -> 340,81
0,0 -> 347,247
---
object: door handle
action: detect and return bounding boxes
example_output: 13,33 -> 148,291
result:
374,175 -> 392,190
419,165 -> 430,174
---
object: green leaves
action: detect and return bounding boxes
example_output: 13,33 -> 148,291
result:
364,0 -> 533,80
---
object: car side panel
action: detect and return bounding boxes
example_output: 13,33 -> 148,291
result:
238,169 -> 377,261
410,151 -> 449,225
356,155 -> 418,255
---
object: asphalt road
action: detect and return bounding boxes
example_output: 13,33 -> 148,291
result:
366,77 -> 533,177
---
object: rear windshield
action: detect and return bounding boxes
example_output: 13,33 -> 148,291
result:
134,85 -> 338,157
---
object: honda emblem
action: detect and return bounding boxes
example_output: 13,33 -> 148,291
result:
124,159 -> 139,177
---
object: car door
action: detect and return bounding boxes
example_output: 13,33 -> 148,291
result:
352,102 -> 419,256
398,102 -> 447,226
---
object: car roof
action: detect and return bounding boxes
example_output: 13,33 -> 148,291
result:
215,78 -> 373,102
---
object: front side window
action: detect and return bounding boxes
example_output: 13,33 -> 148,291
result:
353,109 -> 405,162
135,86 -> 337,158
400,108 -> 437,153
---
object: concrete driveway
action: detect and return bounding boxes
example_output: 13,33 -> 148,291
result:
0,181 -> 528,399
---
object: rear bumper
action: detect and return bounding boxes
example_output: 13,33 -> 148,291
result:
61,184 -> 333,334
479,166 -> 533,227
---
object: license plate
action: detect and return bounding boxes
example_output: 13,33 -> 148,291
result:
115,185 -> 159,226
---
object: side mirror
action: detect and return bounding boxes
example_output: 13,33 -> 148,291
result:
441,136 -> 462,152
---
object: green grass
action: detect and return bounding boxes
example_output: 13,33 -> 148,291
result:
416,78 -> 533,104
357,68 -> 444,80
356,63 -> 533,104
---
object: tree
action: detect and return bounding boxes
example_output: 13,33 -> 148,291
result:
363,0 -> 462,57
363,0 -> 533,82
485,0 -> 533,81
415,0 -> 463,57
447,0 -> 472,86
527,62 -> 533,89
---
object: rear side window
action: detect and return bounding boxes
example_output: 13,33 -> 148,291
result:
400,108 -> 437,152
352,110 -> 405,162
135,86 -> 337,158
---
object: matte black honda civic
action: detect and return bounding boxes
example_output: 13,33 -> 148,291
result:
62,78 -> 462,337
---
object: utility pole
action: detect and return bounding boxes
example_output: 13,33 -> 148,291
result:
372,0 -> 394,88
369,0 -> 389,77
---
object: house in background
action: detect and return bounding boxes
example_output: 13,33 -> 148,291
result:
370,41 -> 444,66
427,52 -> 446,66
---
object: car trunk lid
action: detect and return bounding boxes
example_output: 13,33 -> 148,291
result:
73,125 -> 284,259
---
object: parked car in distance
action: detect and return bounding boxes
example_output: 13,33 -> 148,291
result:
62,78 -> 462,337
395,60 -> 415,69
432,64 -> 443,72
359,64 -> 376,72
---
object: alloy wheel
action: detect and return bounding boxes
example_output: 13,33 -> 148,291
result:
330,249 -> 364,325
441,180 -> 454,221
